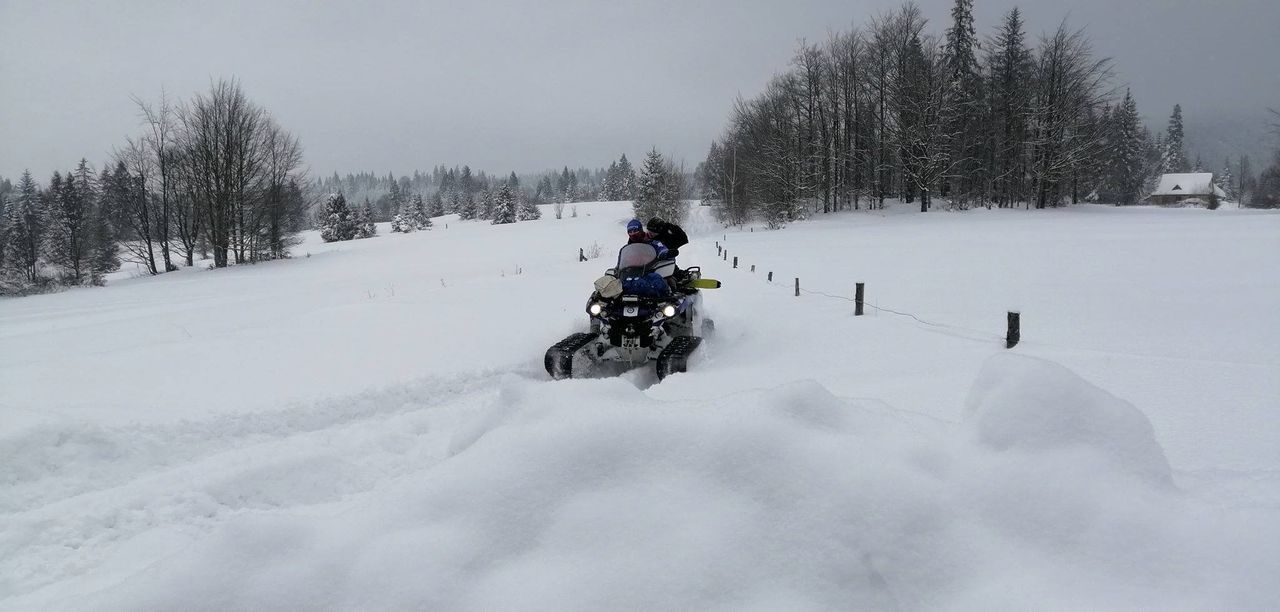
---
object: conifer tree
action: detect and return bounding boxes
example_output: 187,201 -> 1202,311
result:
517,186 -> 541,220
389,179 -> 411,232
535,175 -> 555,204
491,184 -> 517,224
0,195 -> 8,272
80,162 -> 121,280
633,149 -> 687,222
557,167 -> 571,203
457,191 -> 477,220
428,191 -> 445,217
89,197 -> 121,284
987,7 -> 1033,207
617,154 -> 636,199
1164,105 -> 1189,173
357,199 -> 377,238
0,179 -> 11,222
43,170 -> 96,284
1104,90 -> 1147,205
410,193 -> 432,229
943,0 -> 983,205
460,166 -> 474,197
319,193 -> 357,242
73,159 -> 98,200
1254,161 -> 1280,209
1216,159 -> 1235,201
390,210 -> 411,233
483,188 -> 499,220
600,161 -> 620,200
4,171 -> 44,283
388,176 -> 402,212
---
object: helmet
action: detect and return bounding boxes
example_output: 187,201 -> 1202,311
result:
626,219 -> 643,234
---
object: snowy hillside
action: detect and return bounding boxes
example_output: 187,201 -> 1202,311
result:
2,202 -> 1278,610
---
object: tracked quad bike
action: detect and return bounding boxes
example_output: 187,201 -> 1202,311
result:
545,242 -> 720,381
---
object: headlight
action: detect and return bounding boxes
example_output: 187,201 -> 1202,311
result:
589,302 -> 604,316
661,304 -> 677,318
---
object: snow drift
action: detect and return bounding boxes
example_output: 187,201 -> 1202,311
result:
7,360 -> 1277,610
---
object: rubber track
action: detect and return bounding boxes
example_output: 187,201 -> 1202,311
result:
545,332 -> 598,379
655,335 -> 702,380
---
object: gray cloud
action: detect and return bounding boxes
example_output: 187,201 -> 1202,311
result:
2,0 -> 1276,181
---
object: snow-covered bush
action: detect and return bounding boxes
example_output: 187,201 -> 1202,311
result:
318,194 -> 358,242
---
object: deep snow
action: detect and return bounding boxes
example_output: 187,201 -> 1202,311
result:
1,201 -> 1277,610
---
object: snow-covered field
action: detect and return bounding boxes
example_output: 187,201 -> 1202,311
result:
2,201 -> 1277,610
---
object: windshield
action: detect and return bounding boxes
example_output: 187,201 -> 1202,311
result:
617,243 -> 658,269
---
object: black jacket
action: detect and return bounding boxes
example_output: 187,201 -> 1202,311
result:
649,222 -> 688,257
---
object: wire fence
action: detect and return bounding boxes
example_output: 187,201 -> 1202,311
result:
712,239 -> 1012,346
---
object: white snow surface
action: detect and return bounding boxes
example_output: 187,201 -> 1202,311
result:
2,202 -> 1278,610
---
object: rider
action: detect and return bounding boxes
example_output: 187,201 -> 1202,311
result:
644,217 -> 691,287
616,219 -> 670,298
626,219 -> 668,255
645,217 -> 688,258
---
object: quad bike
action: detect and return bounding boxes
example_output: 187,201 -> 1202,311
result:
545,242 -> 719,381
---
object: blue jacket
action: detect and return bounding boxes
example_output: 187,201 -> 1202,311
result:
621,272 -> 671,298
649,240 -> 670,260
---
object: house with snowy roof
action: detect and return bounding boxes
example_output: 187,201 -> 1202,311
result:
1145,172 -> 1226,208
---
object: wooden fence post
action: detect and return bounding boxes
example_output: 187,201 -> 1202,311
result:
733,256 -> 738,269
723,250 -> 727,261
579,247 -> 586,262
855,283 -> 864,316
768,271 -> 773,282
794,278 -> 800,297
1006,312 -> 1021,348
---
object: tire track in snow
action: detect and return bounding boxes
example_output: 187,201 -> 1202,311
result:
0,370 -> 504,513
0,369 -> 517,599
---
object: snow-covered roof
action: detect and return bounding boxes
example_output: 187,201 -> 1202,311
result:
1150,173 -> 1221,197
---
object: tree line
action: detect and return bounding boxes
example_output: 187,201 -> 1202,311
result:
0,79 -> 308,295
313,154 -> 649,227
698,0 -> 1280,227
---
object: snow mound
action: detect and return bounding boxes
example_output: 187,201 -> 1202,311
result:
965,353 -> 1173,486
8,371 -> 1277,610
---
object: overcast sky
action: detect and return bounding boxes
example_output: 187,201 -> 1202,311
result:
2,0 -> 1277,181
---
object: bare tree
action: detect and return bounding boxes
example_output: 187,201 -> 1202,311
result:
1026,22 -> 1112,208
889,30 -> 958,211
114,140 -> 160,274
701,2 -> 1118,221
794,42 -> 832,212
179,79 -> 268,268
169,143 -> 202,266
134,89 -> 178,271
255,119 -> 306,260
